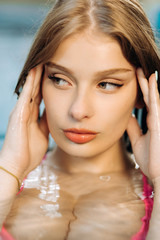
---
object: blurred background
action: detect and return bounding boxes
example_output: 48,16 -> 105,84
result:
0,0 -> 160,149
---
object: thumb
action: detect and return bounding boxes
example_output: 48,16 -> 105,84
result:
126,115 -> 142,148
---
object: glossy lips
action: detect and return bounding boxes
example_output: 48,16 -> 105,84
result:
63,128 -> 98,144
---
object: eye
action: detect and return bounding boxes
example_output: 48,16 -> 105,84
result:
48,75 -> 71,87
98,81 -> 123,91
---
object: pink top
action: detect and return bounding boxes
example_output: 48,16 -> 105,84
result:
0,173 -> 153,240
131,174 -> 153,240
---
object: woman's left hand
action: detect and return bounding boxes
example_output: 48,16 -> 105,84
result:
127,69 -> 160,183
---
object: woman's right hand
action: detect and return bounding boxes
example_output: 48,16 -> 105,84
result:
0,65 -> 49,181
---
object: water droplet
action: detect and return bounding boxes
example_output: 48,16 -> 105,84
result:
99,175 -> 111,182
131,154 -> 139,169
24,163 -> 61,218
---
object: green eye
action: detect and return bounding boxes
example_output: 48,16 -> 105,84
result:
98,82 -> 123,90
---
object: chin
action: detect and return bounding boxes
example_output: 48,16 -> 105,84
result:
56,141 -> 106,159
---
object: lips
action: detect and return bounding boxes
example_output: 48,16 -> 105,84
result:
63,128 -> 98,144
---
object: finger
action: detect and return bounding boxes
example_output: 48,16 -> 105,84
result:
27,65 -> 43,123
149,72 -> 160,109
126,115 -> 143,147
38,110 -> 49,138
148,72 -> 160,131
32,64 -> 43,101
29,93 -> 42,123
17,69 -> 35,106
137,68 -> 149,108
11,69 -> 35,123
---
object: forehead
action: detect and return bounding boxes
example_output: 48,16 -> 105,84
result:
49,32 -> 134,74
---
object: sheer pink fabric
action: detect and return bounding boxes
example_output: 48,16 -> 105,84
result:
0,226 -> 15,240
131,174 -> 153,240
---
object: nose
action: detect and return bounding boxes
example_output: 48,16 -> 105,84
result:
69,90 -> 94,121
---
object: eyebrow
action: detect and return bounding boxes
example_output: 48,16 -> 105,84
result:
45,62 -> 74,76
45,61 -> 132,79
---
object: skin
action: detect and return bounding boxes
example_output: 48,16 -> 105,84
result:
42,32 -> 138,174
0,30 -> 160,239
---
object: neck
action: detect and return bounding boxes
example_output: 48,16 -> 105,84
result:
51,139 -> 131,174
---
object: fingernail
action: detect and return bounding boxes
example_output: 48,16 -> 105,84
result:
155,70 -> 158,82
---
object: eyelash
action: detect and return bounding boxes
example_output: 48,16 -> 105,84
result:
48,75 -> 123,91
48,75 -> 71,86
98,82 -> 123,90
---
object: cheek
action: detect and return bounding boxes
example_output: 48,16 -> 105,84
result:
42,84 -> 68,131
117,95 -> 137,130
43,97 -> 59,127
99,87 -> 137,132
42,83 -> 57,130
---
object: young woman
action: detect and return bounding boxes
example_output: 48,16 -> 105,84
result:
0,0 -> 160,239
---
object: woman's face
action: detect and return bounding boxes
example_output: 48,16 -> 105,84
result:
42,32 -> 138,158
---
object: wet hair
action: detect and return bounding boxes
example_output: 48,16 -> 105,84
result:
15,0 -> 160,135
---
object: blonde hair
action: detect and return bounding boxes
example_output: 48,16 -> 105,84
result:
15,0 -> 160,94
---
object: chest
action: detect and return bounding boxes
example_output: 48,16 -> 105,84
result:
4,166 -> 145,240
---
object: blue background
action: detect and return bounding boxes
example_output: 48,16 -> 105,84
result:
0,3 -> 50,148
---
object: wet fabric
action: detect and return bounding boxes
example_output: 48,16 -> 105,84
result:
131,174 -> 153,240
